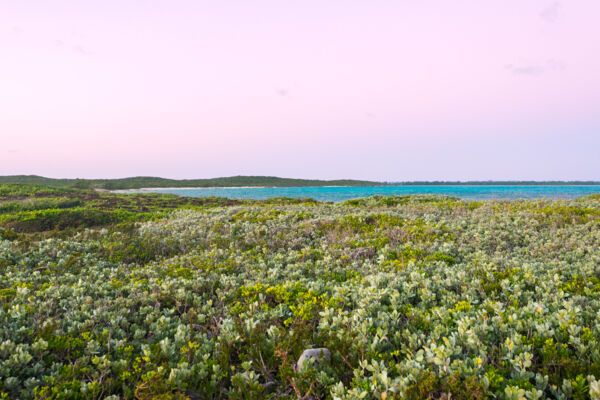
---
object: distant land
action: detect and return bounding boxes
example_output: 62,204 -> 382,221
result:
0,175 -> 380,190
0,175 -> 599,190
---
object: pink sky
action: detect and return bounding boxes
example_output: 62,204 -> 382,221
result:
1,0 -> 599,180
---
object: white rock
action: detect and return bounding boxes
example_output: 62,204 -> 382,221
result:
297,348 -> 331,370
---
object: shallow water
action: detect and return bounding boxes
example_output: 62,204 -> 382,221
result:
119,185 -> 600,202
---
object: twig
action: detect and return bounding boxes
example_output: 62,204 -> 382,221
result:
287,376 -> 302,400
340,353 -> 353,370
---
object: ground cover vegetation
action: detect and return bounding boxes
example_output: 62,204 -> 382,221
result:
1,185 -> 600,399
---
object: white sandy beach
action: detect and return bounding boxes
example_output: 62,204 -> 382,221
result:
111,185 -> 356,193
111,186 -> 269,192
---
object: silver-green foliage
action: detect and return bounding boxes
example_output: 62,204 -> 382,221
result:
1,195 -> 600,399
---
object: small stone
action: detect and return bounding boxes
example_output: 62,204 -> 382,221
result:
297,348 -> 331,370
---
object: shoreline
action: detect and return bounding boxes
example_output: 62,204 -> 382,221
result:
111,185 -> 355,192
113,186 -> 270,192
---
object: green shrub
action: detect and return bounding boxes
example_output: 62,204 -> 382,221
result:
1,191 -> 600,399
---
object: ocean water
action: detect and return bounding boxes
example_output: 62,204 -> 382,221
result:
120,185 -> 600,202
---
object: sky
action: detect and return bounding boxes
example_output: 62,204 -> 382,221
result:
1,0 -> 599,181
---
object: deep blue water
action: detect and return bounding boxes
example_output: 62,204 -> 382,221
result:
119,186 -> 600,202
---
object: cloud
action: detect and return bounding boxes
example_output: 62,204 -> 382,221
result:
540,2 -> 561,22
506,64 -> 544,76
276,88 -> 289,97
546,59 -> 566,71
505,60 -> 565,76
73,45 -> 88,55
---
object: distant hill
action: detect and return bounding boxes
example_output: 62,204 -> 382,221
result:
0,175 -> 598,190
0,175 -> 382,190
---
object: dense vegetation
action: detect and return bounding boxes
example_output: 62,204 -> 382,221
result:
2,175 -> 599,191
0,176 -> 381,190
1,185 -> 600,399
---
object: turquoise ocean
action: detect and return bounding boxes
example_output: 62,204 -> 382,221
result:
120,185 -> 600,202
